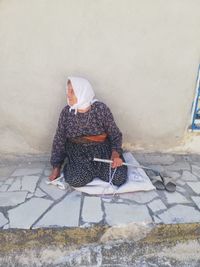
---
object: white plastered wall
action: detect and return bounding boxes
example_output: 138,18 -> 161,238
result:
0,0 -> 200,155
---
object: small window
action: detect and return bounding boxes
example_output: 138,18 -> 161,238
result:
190,65 -> 200,131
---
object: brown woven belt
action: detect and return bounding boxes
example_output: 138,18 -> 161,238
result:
69,133 -> 107,144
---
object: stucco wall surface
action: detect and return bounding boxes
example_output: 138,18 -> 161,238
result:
0,0 -> 200,154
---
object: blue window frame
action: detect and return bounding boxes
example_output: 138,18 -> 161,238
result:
191,65 -> 200,131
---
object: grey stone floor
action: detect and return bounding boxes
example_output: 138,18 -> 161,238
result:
0,153 -> 200,229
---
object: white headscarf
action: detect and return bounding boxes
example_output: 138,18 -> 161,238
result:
67,76 -> 97,114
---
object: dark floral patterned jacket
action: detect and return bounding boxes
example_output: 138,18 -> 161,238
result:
50,101 -> 123,167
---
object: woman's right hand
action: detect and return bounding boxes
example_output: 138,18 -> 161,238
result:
49,167 -> 61,181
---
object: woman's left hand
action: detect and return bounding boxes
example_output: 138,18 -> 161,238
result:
111,150 -> 123,168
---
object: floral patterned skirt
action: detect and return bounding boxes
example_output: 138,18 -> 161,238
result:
63,140 -> 127,187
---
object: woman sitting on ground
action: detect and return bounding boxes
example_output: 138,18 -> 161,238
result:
49,76 -> 127,187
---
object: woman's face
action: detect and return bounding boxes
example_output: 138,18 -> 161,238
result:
67,81 -> 77,106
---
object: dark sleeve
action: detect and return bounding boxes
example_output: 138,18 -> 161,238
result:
102,103 -> 123,154
50,108 -> 67,168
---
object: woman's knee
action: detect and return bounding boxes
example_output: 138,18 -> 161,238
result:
63,165 -> 94,187
67,178 -> 89,187
64,173 -> 93,187
112,174 -> 127,186
112,167 -> 127,186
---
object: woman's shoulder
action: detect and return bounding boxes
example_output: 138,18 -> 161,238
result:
92,101 -> 109,111
61,105 -> 69,113
60,105 -> 70,116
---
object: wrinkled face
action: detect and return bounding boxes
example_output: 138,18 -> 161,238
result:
67,80 -> 77,106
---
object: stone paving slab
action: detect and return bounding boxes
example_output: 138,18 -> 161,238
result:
0,213 -> 8,227
165,161 -> 191,171
176,180 -> 186,186
4,178 -> 14,185
21,175 -> 40,193
35,188 -> 46,197
147,199 -> 167,213
176,185 -> 187,193
164,171 -> 181,180
0,166 -> 17,178
163,191 -> 191,205
0,191 -> 28,207
134,154 -> 176,165
8,198 -> 53,229
104,203 -> 152,225
158,204 -> 200,224
187,182 -> 200,194
0,184 -> 9,192
11,168 -> 44,177
39,177 -> 67,200
191,165 -> 200,178
34,191 -> 81,228
181,171 -> 198,181
191,196 -> 200,209
118,190 -> 159,204
82,196 -> 103,223
8,178 -> 21,191
0,153 -> 200,229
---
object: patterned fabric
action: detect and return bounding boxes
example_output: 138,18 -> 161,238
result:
50,101 -> 123,167
63,140 -> 127,187
50,101 -> 127,187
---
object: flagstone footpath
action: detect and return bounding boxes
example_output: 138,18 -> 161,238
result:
0,153 -> 200,230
